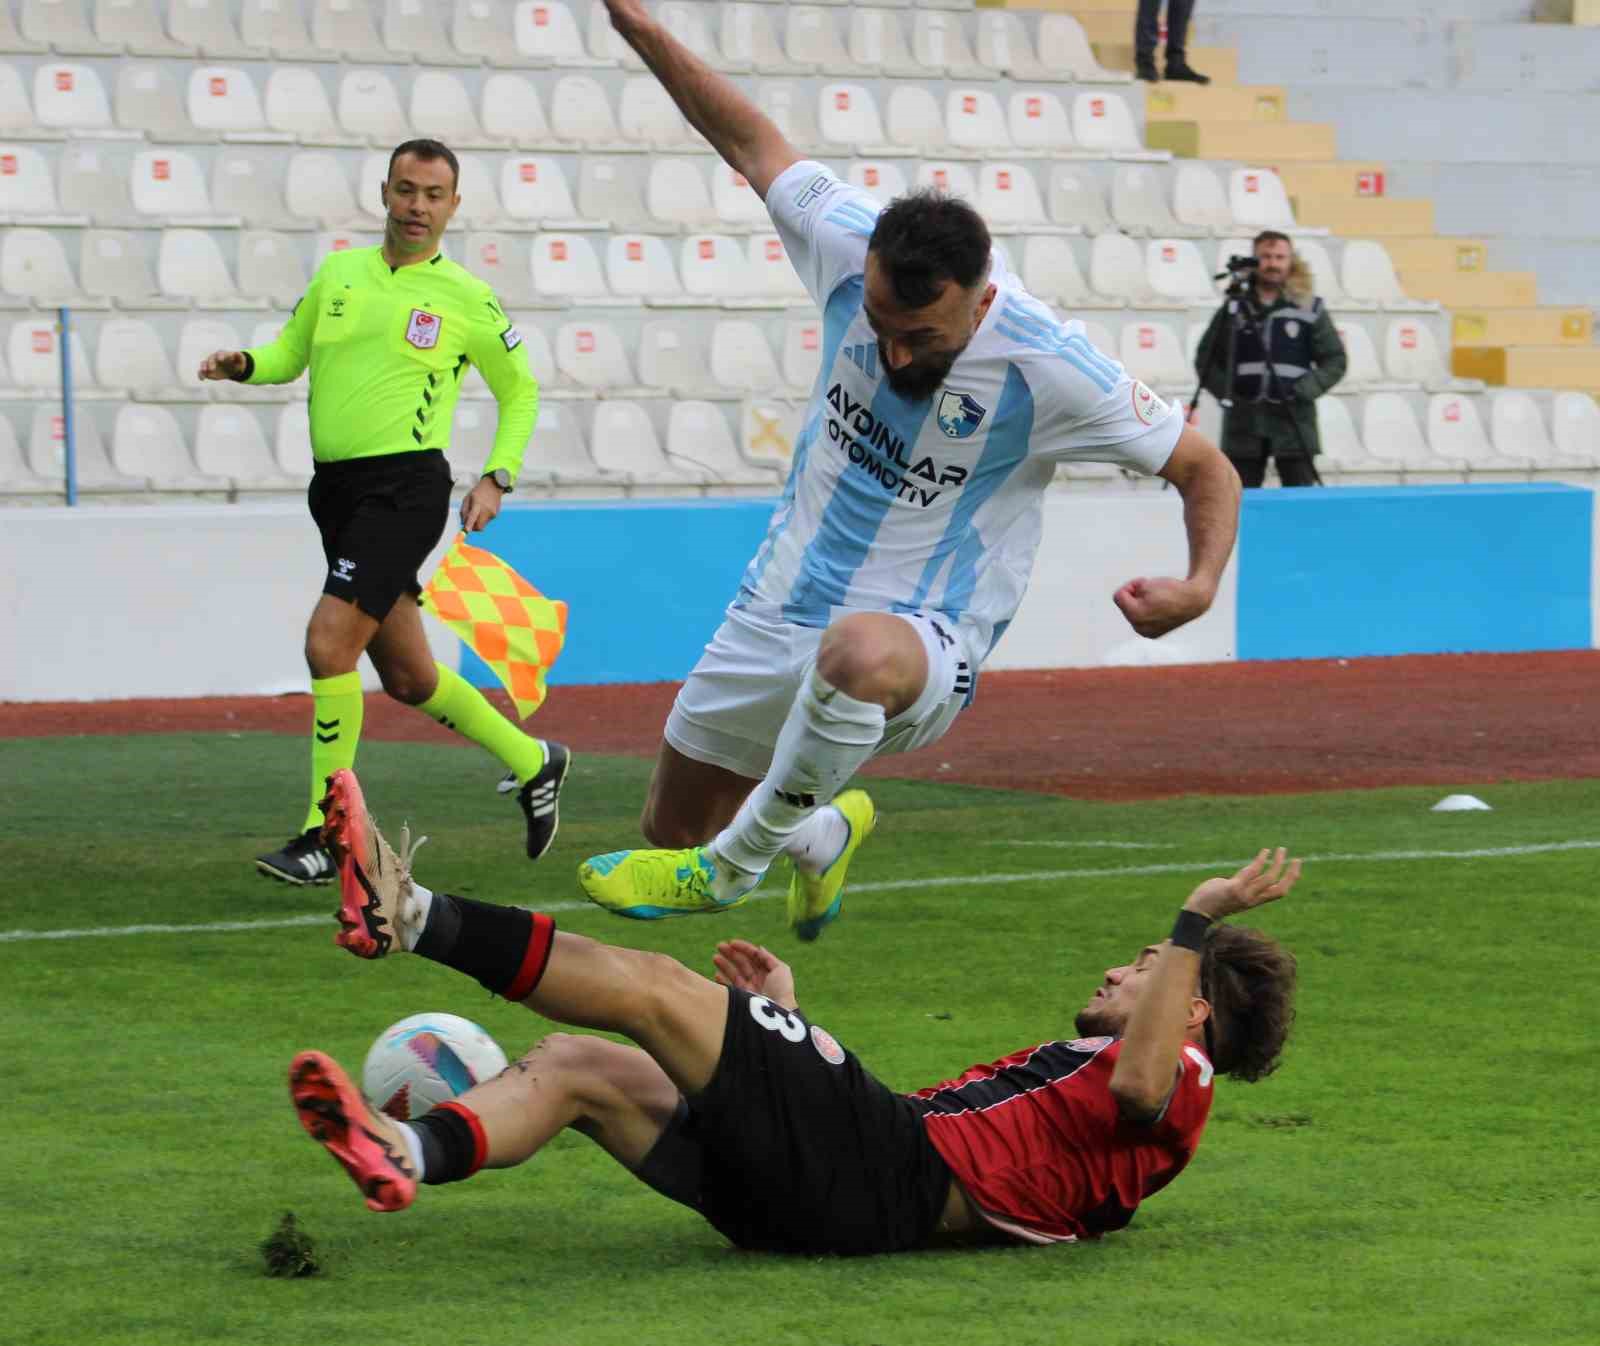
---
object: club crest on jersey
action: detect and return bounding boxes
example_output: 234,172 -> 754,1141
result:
937,390 -> 986,440
405,308 -> 441,350
811,1024 -> 846,1066
1067,1036 -> 1114,1052
1131,380 -> 1169,426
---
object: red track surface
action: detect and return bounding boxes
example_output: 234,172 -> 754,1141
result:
5,651 -> 1597,799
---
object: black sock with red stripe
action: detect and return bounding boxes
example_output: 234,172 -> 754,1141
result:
412,894 -> 557,1002
407,1100 -> 487,1185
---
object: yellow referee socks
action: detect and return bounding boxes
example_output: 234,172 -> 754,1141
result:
417,662 -> 547,785
302,671 -> 364,833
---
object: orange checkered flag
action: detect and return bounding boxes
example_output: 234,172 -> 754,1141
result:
422,533 -> 567,719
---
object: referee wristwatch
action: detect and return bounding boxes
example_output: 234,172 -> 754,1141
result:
484,468 -> 513,494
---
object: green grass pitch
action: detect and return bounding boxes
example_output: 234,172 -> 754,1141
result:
6,733 -> 1597,1346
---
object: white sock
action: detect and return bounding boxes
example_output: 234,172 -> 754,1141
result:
400,882 -> 434,953
395,1121 -> 426,1180
784,805 -> 852,877
712,667 -> 885,876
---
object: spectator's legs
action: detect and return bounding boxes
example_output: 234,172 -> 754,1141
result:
1165,0 -> 1196,66
1134,0 -> 1164,78
1275,455 -> 1320,488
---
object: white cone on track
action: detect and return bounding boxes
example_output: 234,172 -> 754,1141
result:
1431,794 -> 1492,812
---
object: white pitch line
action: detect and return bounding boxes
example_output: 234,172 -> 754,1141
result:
979,840 -> 1179,850
5,838 -> 1597,944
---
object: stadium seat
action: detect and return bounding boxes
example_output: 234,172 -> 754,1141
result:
759,82 -> 824,154
482,73 -> 560,147
312,0 -> 389,62
975,10 -> 1051,81
1074,94 -> 1157,161
638,317 -> 720,396
21,0 -> 118,53
1429,393 -> 1526,479
212,150 -> 300,232
1047,165 -> 1114,236
513,1 -> 601,66
723,2 -> 806,75
187,66 -> 270,136
947,89 -> 1012,153
657,2 -> 735,71
1119,321 -> 1191,393
0,145 -> 69,222
912,11 -> 990,80
172,317 -> 242,399
115,64 -> 200,140
885,85 -> 947,156
1552,392 -> 1600,462
1292,237 -> 1357,311
1008,90 -> 1076,158
1146,239 -> 1217,305
549,75 -> 626,148
33,62 -> 117,134
112,403 -> 228,491
676,233 -> 750,305
709,318 -> 782,394
532,232 -> 609,302
385,0 -> 469,66
0,410 -> 55,495
607,234 -> 683,302
1385,320 -> 1481,393
1021,235 -> 1106,310
819,84 -> 891,153
0,66 -> 51,140
443,399 -> 497,483
978,163 -> 1055,232
131,150 -> 229,221
158,228 -> 262,308
453,0 -> 518,66
1037,13 -> 1130,83
1313,393 -> 1395,482
785,5 -> 866,74
57,145 -> 141,227
1113,165 -> 1203,239
28,403 -> 144,492
195,404 -> 299,490
712,164 -> 768,231
847,7 -> 921,77
741,397 -> 803,474
286,152 -> 363,228
916,161 -> 977,202
583,0 -> 643,68
746,233 -> 809,304
1091,234 -> 1164,307
555,320 -> 649,393
501,156 -> 584,228
847,159 -> 908,203
338,70 -> 408,143
1228,168 -> 1314,235
1335,321 -> 1411,392
188,0 -> 267,58
270,402 -> 314,482
617,76 -> 697,150
646,158 -> 717,231
573,159 -> 648,232
462,232 -> 536,308
1173,163 -> 1234,237
779,316 -> 822,394
263,67 -> 351,144
508,317 -> 561,390
410,72 -> 493,146
81,229 -> 183,309
590,399 -> 702,489
518,402 -> 626,494
238,231 -> 309,306
0,0 -> 46,52
94,0 -> 190,55
1491,391 -> 1593,475
0,228 -> 94,305
668,400 -> 781,487
1362,391 -> 1464,481
1342,240 -> 1434,312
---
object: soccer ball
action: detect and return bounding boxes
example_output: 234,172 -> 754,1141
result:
361,1012 -> 509,1121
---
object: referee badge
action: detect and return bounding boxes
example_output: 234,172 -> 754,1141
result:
405,308 -> 441,350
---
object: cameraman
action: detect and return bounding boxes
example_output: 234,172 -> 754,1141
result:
1193,231 -> 1346,488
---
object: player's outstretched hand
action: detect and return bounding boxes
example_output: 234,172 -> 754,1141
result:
1112,575 -> 1213,639
198,349 -> 247,381
712,939 -> 798,1011
1183,848 -> 1302,922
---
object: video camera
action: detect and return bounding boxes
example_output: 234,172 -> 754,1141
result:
1212,254 -> 1261,282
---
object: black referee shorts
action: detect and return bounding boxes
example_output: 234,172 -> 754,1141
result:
635,987 -> 952,1257
307,450 -> 452,622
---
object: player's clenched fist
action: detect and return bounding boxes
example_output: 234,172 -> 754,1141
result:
198,349 -> 247,381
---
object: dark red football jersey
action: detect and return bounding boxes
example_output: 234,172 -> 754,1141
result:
908,1036 -> 1213,1243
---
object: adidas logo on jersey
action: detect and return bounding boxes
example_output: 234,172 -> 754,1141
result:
841,342 -> 879,380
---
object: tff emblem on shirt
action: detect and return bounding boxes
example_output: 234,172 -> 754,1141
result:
405,308 -> 441,350
937,390 -> 987,439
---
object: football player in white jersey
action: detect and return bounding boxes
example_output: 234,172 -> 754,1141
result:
579,0 -> 1242,936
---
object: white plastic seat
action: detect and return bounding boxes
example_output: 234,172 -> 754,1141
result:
679,234 -> 750,304
453,0 -> 518,66
29,403 -> 141,491
1335,321 -> 1409,392
274,402 -> 314,480
239,231 -> 309,306
1342,240 -> 1432,311
443,399 -> 497,482
173,317 -> 243,399
1146,239 -> 1216,304
709,319 -> 782,394
711,164 -> 767,231
501,156 -> 583,227
81,229 -> 178,308
287,152 -> 362,227
1038,14 -> 1129,83
1490,391 -> 1588,473
549,75 -> 624,148
58,146 -> 143,227
338,70 -> 408,143
638,318 -> 719,397
385,0 -> 466,65
1386,319 -> 1479,393
741,397 -> 803,473
885,86 -> 947,155
158,228 -> 254,307
508,317 -> 558,389
1362,392 -> 1463,479
1009,90 -> 1075,157
555,320 -> 644,392
912,11 -> 989,80
195,404 -> 297,488
1429,394 -> 1523,477
1312,394 -> 1390,480
115,64 -> 199,140
1090,233 -> 1161,306
312,0 -> 389,62
1552,392 -> 1600,462
22,0 -> 119,53
575,159 -> 650,232
818,83 -> 889,151
410,72 -> 491,146
657,2 -> 734,71
187,66 -> 267,135
264,68 -> 347,143
668,400 -> 780,487
583,0 -> 642,68
607,234 -> 682,301
1172,163 -> 1233,237
1048,165 -> 1114,235
847,7 -> 921,77
514,1 -> 596,64
464,232 -> 535,308
518,401 -> 626,493
1,228 -> 90,304
130,150 -> 221,220
234,0 -> 301,57
532,232 -> 609,301
0,412 -> 52,494
482,73 -> 558,146
1021,235 -> 1102,309
758,82 -> 823,154
916,161 -> 977,201
94,0 -> 190,55
1229,168 -> 1302,233
590,399 -> 701,487
33,62 -> 114,132
975,10 -> 1050,80
0,146 -> 71,221
785,6 -> 866,74
723,3 -> 805,75
780,317 -> 822,393
746,233 -> 808,303
978,163 -> 1050,231
0,66 -> 50,141
1073,93 -> 1149,159
947,89 -> 1011,153
1119,320 -> 1190,392
617,76 -> 696,149
847,159 -> 908,203
112,403 -> 228,490
212,150 -> 299,231
646,158 -> 716,231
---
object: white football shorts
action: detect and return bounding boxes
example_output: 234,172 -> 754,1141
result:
664,605 -> 977,782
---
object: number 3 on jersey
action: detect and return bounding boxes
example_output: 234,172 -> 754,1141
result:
748,994 -> 806,1043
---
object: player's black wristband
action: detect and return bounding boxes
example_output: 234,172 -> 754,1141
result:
1170,908 -> 1213,952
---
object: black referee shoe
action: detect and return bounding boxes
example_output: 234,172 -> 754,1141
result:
256,827 -> 336,886
512,741 -> 572,861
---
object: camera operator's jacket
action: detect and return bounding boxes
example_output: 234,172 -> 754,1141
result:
1193,257 -> 1346,457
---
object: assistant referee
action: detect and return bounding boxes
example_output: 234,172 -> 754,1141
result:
200,138 -> 571,888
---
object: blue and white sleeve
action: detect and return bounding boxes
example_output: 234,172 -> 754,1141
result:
765,160 -> 881,310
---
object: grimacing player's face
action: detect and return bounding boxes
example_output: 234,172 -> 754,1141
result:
862,252 -> 996,401
381,153 -> 460,256
1073,944 -> 1202,1040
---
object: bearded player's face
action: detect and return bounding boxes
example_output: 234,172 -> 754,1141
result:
1073,944 -> 1186,1039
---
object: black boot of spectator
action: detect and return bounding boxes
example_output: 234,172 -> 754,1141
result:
1165,61 -> 1210,84
1135,55 -> 1160,81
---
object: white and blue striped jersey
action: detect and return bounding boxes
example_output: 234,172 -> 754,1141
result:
735,161 -> 1184,663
